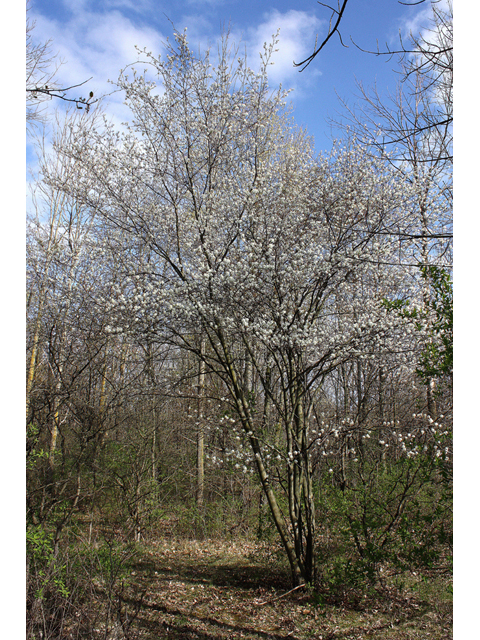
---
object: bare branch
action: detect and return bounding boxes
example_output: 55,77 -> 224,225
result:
26,3 -> 99,130
27,79 -> 98,112
294,0 -> 350,71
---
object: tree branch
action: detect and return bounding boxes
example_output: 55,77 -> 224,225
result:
294,0 -> 350,71
27,78 -> 98,112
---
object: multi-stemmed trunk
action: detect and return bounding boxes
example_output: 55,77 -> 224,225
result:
285,357 -> 316,585
209,328 -> 316,586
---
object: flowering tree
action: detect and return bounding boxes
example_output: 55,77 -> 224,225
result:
54,32 -> 423,585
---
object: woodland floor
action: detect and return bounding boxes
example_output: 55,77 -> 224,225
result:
85,535 -> 453,640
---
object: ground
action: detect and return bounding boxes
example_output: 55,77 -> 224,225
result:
87,536 -> 452,640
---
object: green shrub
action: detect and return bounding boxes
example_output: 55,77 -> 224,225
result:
27,525 -> 69,600
316,452 -> 452,590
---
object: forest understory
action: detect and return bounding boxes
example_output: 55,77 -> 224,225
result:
26,512 -> 453,640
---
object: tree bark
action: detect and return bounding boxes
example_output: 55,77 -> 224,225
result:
196,338 -> 206,509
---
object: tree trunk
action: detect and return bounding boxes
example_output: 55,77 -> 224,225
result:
196,338 -> 206,509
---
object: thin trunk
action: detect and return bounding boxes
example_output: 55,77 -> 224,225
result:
47,203 -> 93,469
152,406 -> 157,481
26,303 -> 45,422
427,377 -> 437,420
378,366 -> 387,465
145,340 -> 157,481
244,346 -> 253,398
26,197 -> 64,421
356,360 -> 364,424
196,338 -> 206,509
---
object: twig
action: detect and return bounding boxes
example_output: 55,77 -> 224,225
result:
294,0 -> 350,70
257,583 -> 306,605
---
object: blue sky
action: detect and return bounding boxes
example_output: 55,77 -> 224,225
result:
26,0 -> 441,156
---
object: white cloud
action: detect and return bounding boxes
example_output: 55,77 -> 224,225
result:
158,7 -> 325,95
177,8 -> 325,98
28,2 -> 324,123
26,0 -> 328,152
29,3 -> 166,126
236,9 -> 324,95
397,0 -> 451,45
102,0 -> 156,12
185,0 -> 231,6
249,10 -> 322,73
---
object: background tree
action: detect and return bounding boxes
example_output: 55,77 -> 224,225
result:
26,1 -> 97,135
328,1 -> 453,421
